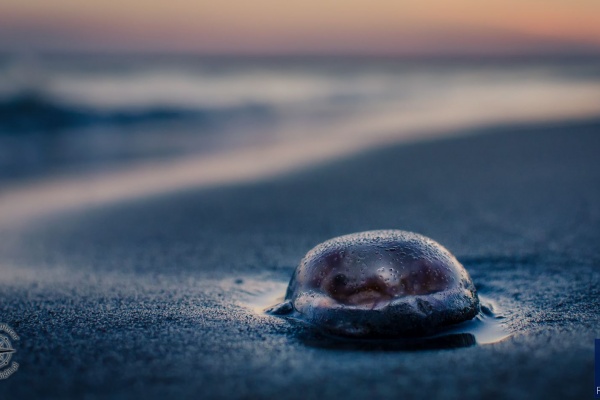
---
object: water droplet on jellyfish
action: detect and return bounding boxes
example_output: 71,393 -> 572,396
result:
270,230 -> 480,338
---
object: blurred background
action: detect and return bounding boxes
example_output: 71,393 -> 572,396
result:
0,1 -> 599,205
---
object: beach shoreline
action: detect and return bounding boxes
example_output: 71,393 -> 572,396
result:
3,113 -> 600,228
0,117 -> 599,399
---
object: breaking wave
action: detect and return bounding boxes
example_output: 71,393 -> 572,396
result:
0,91 -> 273,133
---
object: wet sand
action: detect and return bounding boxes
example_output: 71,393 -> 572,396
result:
1,118 -> 599,399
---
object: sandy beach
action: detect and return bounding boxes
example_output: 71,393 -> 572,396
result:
0,117 -> 599,399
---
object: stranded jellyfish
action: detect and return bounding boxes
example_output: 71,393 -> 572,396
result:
269,230 -> 479,337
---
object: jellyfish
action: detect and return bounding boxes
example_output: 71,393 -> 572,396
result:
268,230 -> 480,338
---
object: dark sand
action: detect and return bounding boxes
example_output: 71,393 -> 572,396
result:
1,118 -> 599,399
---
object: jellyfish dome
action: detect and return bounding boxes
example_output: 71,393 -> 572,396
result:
280,230 -> 479,337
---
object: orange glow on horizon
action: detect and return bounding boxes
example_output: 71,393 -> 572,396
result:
0,0 -> 599,54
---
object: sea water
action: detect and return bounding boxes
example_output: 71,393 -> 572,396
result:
2,55 -> 600,184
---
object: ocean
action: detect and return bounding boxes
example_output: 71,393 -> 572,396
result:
2,55 -> 600,185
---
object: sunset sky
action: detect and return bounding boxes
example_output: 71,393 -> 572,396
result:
1,0 -> 599,55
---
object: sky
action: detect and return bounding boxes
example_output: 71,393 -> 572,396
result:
0,0 -> 599,55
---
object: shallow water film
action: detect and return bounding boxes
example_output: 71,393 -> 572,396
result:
269,230 -> 480,337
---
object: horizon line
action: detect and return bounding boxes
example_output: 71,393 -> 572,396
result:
2,49 -> 600,60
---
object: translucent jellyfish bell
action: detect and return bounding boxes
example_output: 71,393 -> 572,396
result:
271,230 -> 480,337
